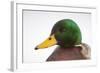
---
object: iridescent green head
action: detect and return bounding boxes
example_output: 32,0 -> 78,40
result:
51,19 -> 82,48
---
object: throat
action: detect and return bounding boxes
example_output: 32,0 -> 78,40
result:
59,46 -> 81,50
59,45 -> 75,49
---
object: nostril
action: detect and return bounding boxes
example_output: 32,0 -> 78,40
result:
35,47 -> 38,50
49,37 -> 52,40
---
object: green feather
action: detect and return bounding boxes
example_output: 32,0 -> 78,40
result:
51,19 -> 82,48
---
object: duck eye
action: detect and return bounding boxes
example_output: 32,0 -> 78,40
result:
59,28 -> 66,32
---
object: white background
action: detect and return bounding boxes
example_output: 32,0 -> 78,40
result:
23,10 -> 91,63
0,0 -> 100,73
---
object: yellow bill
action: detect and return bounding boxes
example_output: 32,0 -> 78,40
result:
35,34 -> 57,50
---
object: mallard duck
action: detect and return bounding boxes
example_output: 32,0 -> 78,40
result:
35,19 -> 91,61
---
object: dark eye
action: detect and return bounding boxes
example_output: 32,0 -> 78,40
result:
59,28 -> 66,32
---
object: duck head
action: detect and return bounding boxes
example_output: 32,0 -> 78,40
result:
35,19 -> 82,50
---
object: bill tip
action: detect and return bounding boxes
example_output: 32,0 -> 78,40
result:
35,47 -> 38,50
